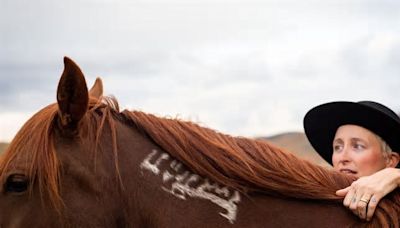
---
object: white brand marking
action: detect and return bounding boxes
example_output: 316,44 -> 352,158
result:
140,149 -> 241,224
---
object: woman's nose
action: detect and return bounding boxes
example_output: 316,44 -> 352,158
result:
338,146 -> 351,162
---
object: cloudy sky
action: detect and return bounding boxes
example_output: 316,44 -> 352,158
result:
1,0 -> 400,142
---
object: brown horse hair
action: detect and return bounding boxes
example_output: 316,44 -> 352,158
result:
1,95 -> 400,227
0,96 -> 118,213
0,103 -> 61,211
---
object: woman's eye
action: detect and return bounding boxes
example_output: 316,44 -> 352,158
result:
354,144 -> 365,150
5,174 -> 29,193
333,145 -> 343,152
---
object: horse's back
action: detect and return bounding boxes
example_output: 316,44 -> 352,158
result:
148,196 -> 358,228
236,194 -> 359,228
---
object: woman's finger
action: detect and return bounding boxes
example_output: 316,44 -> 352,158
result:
357,193 -> 372,220
366,195 -> 381,221
336,186 -> 351,197
349,188 -> 361,211
343,187 -> 356,207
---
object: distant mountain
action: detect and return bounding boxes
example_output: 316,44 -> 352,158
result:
259,132 -> 330,167
0,142 -> 8,154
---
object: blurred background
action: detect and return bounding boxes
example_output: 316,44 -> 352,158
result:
1,0 -> 400,165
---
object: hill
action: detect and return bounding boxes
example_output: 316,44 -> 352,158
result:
0,142 -> 8,154
260,132 -> 330,167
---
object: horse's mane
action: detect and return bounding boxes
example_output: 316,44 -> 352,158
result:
1,95 -> 400,227
123,110 -> 354,198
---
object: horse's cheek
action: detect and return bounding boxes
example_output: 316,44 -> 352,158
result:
0,196 -> 49,227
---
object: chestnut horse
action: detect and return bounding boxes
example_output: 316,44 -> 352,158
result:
1,57 -> 400,227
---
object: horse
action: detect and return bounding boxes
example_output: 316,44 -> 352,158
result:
1,57 -> 399,228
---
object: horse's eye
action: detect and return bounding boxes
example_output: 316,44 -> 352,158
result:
5,174 -> 29,193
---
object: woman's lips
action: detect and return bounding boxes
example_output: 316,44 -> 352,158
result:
339,169 -> 357,174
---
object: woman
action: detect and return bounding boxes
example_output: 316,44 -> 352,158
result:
303,101 -> 400,221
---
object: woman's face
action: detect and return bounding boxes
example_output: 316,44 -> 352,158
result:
332,124 -> 388,177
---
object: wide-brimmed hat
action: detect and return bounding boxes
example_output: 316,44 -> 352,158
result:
304,101 -> 400,165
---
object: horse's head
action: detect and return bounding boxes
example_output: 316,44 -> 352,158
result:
0,57 -> 123,227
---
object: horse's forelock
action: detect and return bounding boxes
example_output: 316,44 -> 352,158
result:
0,96 -> 119,213
0,103 -> 61,211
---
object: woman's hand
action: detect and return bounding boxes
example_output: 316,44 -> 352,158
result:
335,168 -> 400,221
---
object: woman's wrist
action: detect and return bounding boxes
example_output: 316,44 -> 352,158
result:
394,168 -> 400,187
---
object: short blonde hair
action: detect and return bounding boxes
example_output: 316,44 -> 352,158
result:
374,133 -> 393,159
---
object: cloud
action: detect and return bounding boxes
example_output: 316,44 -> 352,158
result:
0,63 -> 59,111
1,0 -> 400,142
0,112 -> 34,141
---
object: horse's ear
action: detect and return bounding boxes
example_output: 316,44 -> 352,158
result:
89,77 -> 103,99
56,57 -> 89,130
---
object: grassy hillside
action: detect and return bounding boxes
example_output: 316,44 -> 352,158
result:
0,142 -> 8,154
261,132 -> 330,167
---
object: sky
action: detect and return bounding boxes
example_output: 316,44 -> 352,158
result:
1,0 -> 400,142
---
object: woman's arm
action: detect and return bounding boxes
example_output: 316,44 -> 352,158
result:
336,168 -> 400,221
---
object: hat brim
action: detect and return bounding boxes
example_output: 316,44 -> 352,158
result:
304,101 -> 400,165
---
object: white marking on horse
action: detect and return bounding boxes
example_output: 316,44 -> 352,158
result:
216,186 -> 230,198
162,170 -> 175,182
163,177 -> 240,224
140,149 -> 169,175
140,149 -> 241,224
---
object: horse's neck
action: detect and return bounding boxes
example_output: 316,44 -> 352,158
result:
112,120 -> 231,224
112,121 -> 361,227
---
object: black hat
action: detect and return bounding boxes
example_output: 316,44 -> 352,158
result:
304,101 -> 400,165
